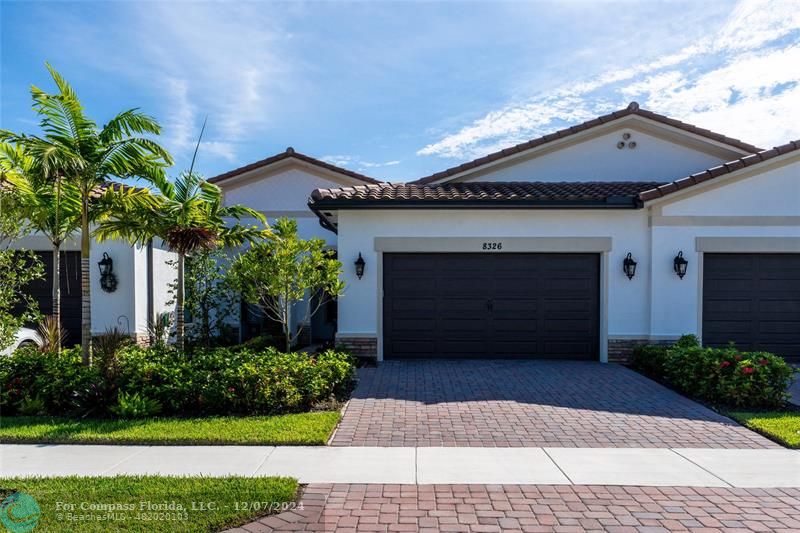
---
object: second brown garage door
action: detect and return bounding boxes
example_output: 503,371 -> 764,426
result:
703,253 -> 800,357
383,253 -> 599,359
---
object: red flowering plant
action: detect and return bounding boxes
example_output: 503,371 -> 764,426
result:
648,336 -> 796,409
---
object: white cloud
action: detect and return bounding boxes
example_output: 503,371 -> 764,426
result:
322,155 -> 402,172
51,2 -> 297,170
419,0 -> 800,160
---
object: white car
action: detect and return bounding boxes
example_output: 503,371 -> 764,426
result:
1,327 -> 42,356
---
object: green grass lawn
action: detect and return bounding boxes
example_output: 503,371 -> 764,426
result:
0,412 -> 340,445
727,411 -> 800,448
0,476 -> 298,532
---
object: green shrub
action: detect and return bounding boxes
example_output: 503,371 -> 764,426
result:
630,344 -> 669,378
674,334 -> 700,349
110,391 -> 162,418
0,347 -> 104,416
631,337 -> 795,409
2,345 -> 357,418
235,334 -> 279,352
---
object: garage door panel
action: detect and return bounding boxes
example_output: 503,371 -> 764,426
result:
543,341 -> 595,357
705,319 -> 753,332
704,299 -> 753,313
759,300 -> 800,314
391,298 -> 437,311
705,279 -> 755,292
492,319 -> 538,333
703,253 -> 800,358
384,253 -> 598,359
758,321 -> 800,334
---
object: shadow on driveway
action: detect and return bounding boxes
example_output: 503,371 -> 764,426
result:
332,360 -> 779,448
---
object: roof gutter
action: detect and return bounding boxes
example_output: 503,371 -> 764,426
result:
308,195 -> 643,235
309,197 -> 642,210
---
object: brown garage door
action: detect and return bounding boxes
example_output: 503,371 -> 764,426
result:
703,253 -> 800,357
383,253 -> 599,359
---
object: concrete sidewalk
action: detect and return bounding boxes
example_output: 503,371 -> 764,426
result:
1,444 -> 798,488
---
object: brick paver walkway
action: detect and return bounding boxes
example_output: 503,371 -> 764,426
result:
231,483 -> 800,532
331,361 -> 777,448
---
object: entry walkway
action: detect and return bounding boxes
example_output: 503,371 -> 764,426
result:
2,444 -> 798,488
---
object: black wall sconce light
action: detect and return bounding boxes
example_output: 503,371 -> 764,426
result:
354,252 -> 365,280
98,252 -> 118,293
673,251 -> 688,279
623,252 -> 637,280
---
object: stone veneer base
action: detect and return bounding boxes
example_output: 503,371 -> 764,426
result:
336,335 -> 378,359
608,338 -> 675,363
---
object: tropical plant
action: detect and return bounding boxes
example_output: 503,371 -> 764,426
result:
94,326 -> 132,381
1,142 -> 82,351
0,250 -> 43,353
36,315 -> 68,353
229,217 -> 344,352
97,171 -> 266,350
0,64 -> 173,365
167,248 -> 238,347
147,311 -> 172,349
110,391 -> 162,418
0,168 -> 31,244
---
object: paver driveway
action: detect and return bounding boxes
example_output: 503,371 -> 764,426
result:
231,483 -> 800,532
330,360 -> 777,448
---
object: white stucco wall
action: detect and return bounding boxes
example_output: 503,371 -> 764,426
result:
661,162 -> 800,216
149,241 -> 178,333
648,156 -> 800,339
9,235 -> 177,336
649,224 -> 800,339
336,209 -> 652,358
457,128 -> 731,183
218,162 -> 352,338
333,155 -> 800,360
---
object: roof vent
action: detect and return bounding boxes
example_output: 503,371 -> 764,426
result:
286,147 -> 295,154
617,132 -> 637,150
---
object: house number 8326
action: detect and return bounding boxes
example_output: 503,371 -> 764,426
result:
482,242 -> 502,250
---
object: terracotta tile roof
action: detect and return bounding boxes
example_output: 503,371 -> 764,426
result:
639,139 -> 800,201
208,147 -> 381,185
413,102 -> 763,185
310,181 -> 665,207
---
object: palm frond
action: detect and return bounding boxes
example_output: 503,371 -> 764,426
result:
100,108 -> 162,141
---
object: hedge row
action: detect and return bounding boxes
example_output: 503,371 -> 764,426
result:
1,346 -> 356,418
631,335 -> 795,408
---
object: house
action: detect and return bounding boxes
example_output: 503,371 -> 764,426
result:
298,102 -> 800,362
209,148 -> 381,345
8,235 -> 176,346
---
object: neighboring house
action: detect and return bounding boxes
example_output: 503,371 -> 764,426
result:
209,147 -> 381,345
304,102 -> 800,362
8,234 -> 176,346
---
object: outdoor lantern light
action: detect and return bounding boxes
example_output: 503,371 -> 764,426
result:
98,252 -> 118,293
673,251 -> 688,279
354,252 -> 365,280
623,252 -> 637,280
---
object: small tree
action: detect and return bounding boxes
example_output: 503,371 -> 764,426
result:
229,217 -> 344,352
0,180 -> 44,352
97,171 -> 266,351
0,250 -> 43,352
1,142 -> 82,352
167,248 -> 238,347
1,64 -> 174,365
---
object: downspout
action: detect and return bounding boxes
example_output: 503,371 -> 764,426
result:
147,240 -> 154,331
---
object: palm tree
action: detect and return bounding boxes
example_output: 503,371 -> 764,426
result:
97,171 -> 267,350
0,64 -> 173,365
0,143 -> 81,351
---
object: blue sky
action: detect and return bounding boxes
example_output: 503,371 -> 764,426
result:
2,1 -> 799,182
